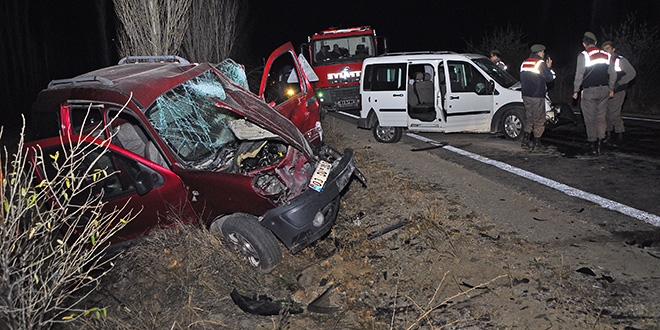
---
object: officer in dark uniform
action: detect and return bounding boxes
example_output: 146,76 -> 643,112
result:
572,32 -> 617,156
520,44 -> 555,150
490,50 -> 508,71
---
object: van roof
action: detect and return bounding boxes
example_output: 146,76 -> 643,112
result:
364,52 -> 488,64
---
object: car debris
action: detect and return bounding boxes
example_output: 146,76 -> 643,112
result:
230,289 -> 303,316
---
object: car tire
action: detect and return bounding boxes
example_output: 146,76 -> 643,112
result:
372,121 -> 403,143
213,213 -> 282,273
501,108 -> 525,140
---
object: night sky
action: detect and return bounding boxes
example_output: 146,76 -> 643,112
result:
1,0 -> 659,128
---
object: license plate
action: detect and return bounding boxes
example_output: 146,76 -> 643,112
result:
309,160 -> 332,192
337,99 -> 357,107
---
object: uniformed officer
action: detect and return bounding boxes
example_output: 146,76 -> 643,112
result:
490,50 -> 508,71
520,44 -> 555,150
601,40 -> 636,146
572,32 -> 617,156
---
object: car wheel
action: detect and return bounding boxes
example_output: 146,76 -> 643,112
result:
501,108 -> 525,140
214,213 -> 282,273
372,121 -> 402,143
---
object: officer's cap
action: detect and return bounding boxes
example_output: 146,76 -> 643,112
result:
583,31 -> 597,44
601,40 -> 614,48
530,44 -> 546,53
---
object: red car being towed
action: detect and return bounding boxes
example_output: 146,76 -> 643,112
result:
26,43 -> 359,273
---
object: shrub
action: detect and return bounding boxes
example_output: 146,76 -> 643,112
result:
0,118 -> 135,330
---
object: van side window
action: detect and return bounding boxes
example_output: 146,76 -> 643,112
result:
447,61 -> 489,95
363,63 -> 407,91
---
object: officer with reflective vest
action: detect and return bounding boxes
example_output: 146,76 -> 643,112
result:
520,44 -> 555,150
490,50 -> 508,71
601,40 -> 636,146
572,31 -> 617,156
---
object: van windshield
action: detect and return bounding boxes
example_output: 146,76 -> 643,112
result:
472,58 -> 519,88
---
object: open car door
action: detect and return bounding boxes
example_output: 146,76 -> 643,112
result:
259,42 -> 323,146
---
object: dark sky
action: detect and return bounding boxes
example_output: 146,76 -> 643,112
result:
248,0 -> 659,62
1,0 -> 659,127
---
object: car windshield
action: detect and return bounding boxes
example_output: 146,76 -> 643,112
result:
147,69 -> 239,165
472,58 -> 519,88
313,35 -> 375,65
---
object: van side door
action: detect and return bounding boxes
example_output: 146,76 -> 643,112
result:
444,61 -> 494,132
361,62 -> 408,127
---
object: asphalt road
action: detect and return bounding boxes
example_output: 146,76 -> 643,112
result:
331,110 -> 660,244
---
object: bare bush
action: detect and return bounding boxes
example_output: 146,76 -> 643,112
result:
0,118 -> 136,330
181,0 -> 244,63
601,14 -> 660,113
113,0 -> 192,57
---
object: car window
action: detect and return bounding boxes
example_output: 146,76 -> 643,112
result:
363,63 -> 407,91
472,58 -> 518,88
447,61 -> 489,95
146,70 -> 239,166
70,104 -> 104,137
263,53 -> 302,105
39,144 -> 141,206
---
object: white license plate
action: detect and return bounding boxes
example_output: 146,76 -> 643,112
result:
338,99 -> 357,107
309,160 -> 332,192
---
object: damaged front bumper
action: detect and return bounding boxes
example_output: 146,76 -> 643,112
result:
260,148 -> 356,253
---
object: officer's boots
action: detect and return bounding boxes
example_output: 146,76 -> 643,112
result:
602,130 -> 613,145
587,139 -> 602,156
532,136 -> 548,151
613,132 -> 624,146
521,132 -> 531,150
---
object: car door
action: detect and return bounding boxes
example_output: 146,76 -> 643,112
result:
361,62 -> 408,127
259,42 -> 322,146
28,136 -> 195,242
444,60 -> 494,132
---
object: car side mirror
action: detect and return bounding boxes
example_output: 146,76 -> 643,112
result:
487,80 -> 495,94
135,170 -> 154,196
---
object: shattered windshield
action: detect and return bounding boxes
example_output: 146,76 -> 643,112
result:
147,70 -> 237,165
472,58 -> 519,88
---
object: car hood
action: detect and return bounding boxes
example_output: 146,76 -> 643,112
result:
209,62 -> 315,159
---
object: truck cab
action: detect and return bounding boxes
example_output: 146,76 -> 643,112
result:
302,26 -> 387,112
358,52 -> 567,143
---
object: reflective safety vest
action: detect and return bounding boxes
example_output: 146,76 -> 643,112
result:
581,46 -> 610,88
613,56 -> 622,72
582,46 -> 611,67
520,57 -> 545,74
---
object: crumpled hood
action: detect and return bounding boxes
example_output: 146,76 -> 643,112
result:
208,63 -> 315,159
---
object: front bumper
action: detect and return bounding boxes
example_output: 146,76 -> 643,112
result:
260,149 -> 356,253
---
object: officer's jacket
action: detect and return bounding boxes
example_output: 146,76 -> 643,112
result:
520,53 -> 555,98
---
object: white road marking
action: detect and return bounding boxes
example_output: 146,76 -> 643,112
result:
407,133 -> 660,227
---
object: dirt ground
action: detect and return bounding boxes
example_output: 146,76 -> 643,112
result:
69,114 -> 660,330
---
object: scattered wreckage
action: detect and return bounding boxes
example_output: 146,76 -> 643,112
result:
26,43 -> 364,273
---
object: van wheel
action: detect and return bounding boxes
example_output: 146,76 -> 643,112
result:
372,122 -> 402,143
501,108 -> 525,140
213,213 -> 282,273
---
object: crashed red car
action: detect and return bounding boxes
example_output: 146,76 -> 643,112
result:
26,43 -> 360,273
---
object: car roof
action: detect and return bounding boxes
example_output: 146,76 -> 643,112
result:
364,52 -> 488,63
37,62 -> 209,111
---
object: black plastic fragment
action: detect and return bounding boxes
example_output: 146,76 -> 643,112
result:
230,288 -> 303,316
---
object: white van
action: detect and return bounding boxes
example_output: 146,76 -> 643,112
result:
358,52 -> 570,143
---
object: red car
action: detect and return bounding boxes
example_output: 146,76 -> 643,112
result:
26,43 -> 360,273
